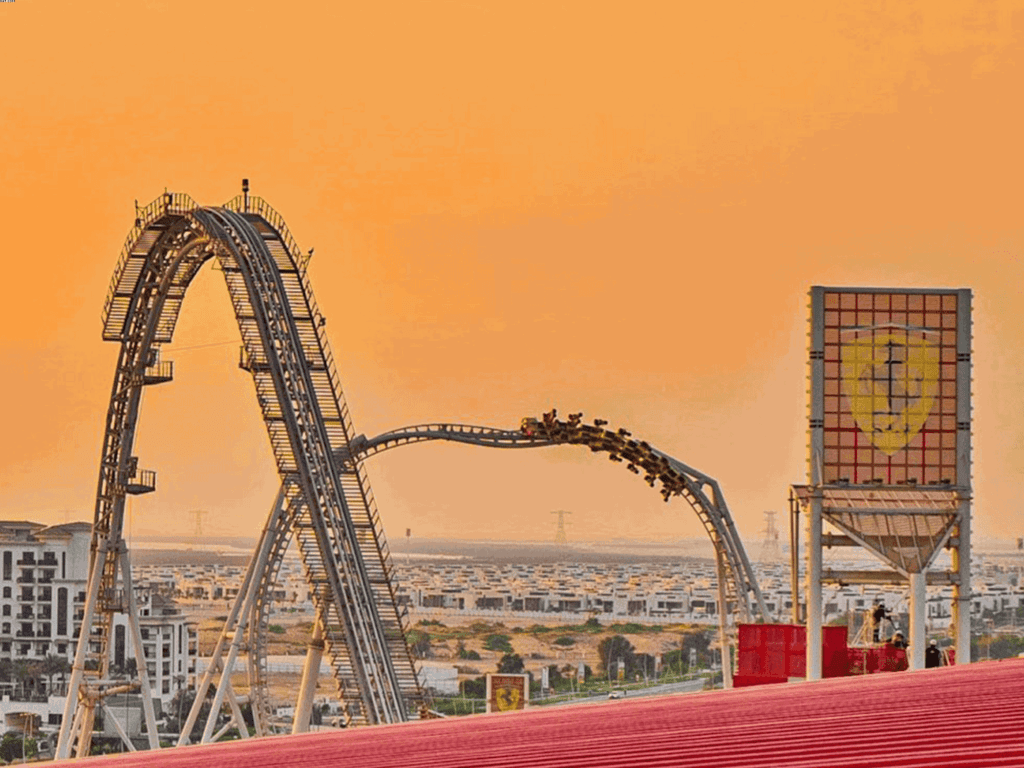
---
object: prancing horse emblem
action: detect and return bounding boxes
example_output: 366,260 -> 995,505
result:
495,684 -> 521,711
841,327 -> 940,455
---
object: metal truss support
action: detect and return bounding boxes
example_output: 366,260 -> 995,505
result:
71,191 -> 421,758
178,487 -> 289,745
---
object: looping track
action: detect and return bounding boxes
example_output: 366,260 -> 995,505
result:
58,193 -> 420,758
64,191 -> 769,759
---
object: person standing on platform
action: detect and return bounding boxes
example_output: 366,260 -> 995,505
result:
871,602 -> 889,643
925,639 -> 944,668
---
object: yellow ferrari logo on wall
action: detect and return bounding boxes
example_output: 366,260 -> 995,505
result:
841,330 -> 940,454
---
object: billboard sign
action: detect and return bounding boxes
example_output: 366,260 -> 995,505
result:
486,673 -> 529,713
809,287 -> 971,486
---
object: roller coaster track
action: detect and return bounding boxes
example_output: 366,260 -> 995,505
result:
219,412 -> 768,735
343,413 -> 770,623
57,192 -> 421,758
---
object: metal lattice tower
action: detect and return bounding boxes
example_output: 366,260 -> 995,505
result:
758,510 -> 782,562
551,510 -> 572,545
57,188 -> 422,759
188,509 -> 209,538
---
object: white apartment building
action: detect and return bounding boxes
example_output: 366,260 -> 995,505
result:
0,521 -> 196,725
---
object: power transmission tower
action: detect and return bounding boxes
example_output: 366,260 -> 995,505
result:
758,510 -> 781,562
188,509 -> 209,539
551,510 -> 572,545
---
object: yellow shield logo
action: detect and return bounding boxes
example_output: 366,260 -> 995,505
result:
840,328 -> 940,455
495,684 -> 521,711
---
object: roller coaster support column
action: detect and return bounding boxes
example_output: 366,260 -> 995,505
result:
909,572 -> 926,670
715,547 -> 733,689
806,489 -> 823,681
179,487 -> 287,745
293,611 -> 325,734
118,548 -> 160,748
56,543 -> 107,758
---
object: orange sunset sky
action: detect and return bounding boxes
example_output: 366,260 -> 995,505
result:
1,1 -> 1023,547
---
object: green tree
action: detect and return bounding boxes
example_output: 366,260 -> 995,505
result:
456,640 -> 480,660
663,630 -> 714,673
596,635 -> 636,678
496,653 -> 525,674
40,654 -> 70,695
165,687 -> 215,742
461,676 -> 486,698
406,629 -> 432,659
483,634 -> 513,653
553,636 -> 576,647
0,731 -> 35,762
13,660 -> 40,699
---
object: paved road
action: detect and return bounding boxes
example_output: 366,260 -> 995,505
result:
540,677 -> 709,708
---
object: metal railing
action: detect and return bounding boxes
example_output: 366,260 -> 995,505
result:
223,195 -> 309,272
102,191 -> 198,327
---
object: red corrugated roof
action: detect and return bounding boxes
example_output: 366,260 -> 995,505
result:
56,658 -> 1024,767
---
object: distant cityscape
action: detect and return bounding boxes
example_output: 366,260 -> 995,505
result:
1,518 -> 1022,751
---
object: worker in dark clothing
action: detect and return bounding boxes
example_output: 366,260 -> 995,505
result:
925,639 -> 944,668
871,602 -> 889,642
888,631 -> 907,650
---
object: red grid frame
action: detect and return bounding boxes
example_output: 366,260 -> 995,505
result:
819,291 -> 959,485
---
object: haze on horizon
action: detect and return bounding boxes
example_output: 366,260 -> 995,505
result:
2,2 -> 1023,548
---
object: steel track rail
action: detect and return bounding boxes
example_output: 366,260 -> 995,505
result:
341,413 -> 769,622
63,193 -> 421,759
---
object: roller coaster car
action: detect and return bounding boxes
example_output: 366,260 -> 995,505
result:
521,418 -> 541,436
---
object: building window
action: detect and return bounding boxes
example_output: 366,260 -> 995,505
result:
114,625 -> 126,670
3,552 -> 10,581
2,606 -> 9,617
162,680 -> 170,695
2,587 -> 9,598
0,643 -> 8,653
57,588 -> 67,636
